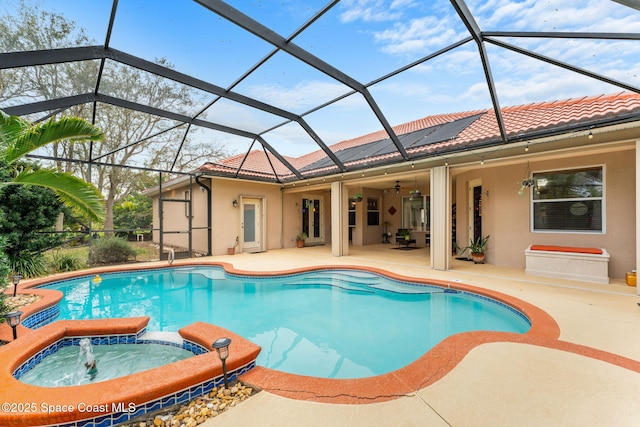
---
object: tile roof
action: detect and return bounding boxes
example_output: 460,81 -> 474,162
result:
199,92 -> 640,181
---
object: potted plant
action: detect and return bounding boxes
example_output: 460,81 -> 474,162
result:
409,189 -> 421,200
458,235 -> 490,264
296,232 -> 308,248
352,193 -> 364,202
227,236 -> 239,255
398,229 -> 411,241
382,221 -> 391,243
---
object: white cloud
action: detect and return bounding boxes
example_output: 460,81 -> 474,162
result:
246,80 -> 351,111
338,0 -> 407,23
375,16 -> 462,54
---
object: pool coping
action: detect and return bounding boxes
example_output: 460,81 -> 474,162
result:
0,316 -> 260,426
3,260 -> 640,411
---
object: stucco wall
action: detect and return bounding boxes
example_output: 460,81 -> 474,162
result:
151,178 -> 282,255
210,178 -> 282,254
454,149 -> 635,279
282,190 -> 332,248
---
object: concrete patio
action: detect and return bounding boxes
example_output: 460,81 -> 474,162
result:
198,244 -> 640,426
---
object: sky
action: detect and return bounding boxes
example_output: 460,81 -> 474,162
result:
1,0 -> 639,160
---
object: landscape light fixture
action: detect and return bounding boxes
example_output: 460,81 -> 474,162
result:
212,337 -> 232,388
3,310 -> 23,340
11,275 -> 22,297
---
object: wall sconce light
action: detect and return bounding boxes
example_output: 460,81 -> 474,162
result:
212,337 -> 232,388
11,274 -> 22,297
232,200 -> 238,208
3,310 -> 22,340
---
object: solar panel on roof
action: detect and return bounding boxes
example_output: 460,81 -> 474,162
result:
300,113 -> 483,172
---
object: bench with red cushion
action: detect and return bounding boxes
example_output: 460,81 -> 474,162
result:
529,245 -> 603,255
525,244 -> 609,284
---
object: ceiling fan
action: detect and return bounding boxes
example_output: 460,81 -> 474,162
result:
390,180 -> 410,194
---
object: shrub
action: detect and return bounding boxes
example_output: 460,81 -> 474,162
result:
49,251 -> 86,272
0,237 -> 10,322
9,252 -> 48,278
89,237 -> 137,265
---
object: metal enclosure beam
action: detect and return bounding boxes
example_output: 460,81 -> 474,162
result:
194,0 -> 409,160
450,0 -> 508,143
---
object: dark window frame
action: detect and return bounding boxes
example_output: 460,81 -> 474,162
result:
531,166 -> 604,233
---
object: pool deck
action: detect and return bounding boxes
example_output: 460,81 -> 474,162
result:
198,245 -> 640,427
3,244 -> 640,426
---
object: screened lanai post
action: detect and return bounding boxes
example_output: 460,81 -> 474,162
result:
331,181 -> 348,257
430,166 -> 450,271
158,172 -> 164,262
188,175 -> 193,258
87,106 -> 96,252
636,140 -> 640,296
195,174 -> 212,256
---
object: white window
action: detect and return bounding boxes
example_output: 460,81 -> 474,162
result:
367,197 -> 380,226
532,166 -> 603,233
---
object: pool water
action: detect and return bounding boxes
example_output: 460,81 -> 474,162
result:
18,343 -> 194,387
43,267 -> 530,379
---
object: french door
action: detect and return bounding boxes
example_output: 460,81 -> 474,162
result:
302,196 -> 323,244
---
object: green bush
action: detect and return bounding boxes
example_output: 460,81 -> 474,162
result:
0,237 -> 10,322
9,252 -> 48,278
48,251 -> 86,272
89,237 -> 137,265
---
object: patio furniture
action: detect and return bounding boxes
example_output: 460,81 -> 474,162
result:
395,229 -> 416,247
525,245 -> 610,284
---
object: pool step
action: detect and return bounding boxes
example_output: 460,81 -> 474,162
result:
138,331 -> 184,346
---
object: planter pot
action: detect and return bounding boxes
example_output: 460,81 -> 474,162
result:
227,247 -> 235,255
296,240 -> 305,248
471,252 -> 485,264
626,271 -> 636,286
352,196 -> 363,202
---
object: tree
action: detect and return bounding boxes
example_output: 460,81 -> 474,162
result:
0,110 -> 104,283
0,175 -> 65,277
0,110 -> 105,222
0,2 -> 233,237
113,193 -> 153,233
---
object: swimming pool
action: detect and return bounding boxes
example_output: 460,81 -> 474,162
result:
41,267 -> 530,378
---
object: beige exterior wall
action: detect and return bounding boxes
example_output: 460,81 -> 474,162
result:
152,178 -> 282,255
453,149 -> 635,279
282,189 -> 332,248
210,178 -> 282,254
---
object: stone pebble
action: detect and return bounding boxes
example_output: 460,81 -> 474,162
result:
5,294 -> 42,310
119,382 -> 256,427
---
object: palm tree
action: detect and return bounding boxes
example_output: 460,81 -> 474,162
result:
0,110 -> 105,222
